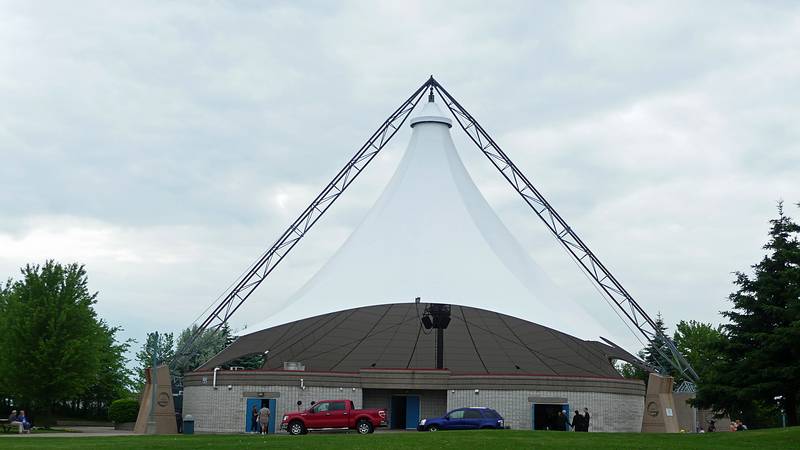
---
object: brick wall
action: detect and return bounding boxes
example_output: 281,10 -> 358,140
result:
183,373 -> 644,433
184,385 -> 362,433
363,388 -> 447,427
447,389 -> 643,432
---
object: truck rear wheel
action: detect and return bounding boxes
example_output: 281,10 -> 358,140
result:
356,419 -> 373,434
288,420 -> 306,435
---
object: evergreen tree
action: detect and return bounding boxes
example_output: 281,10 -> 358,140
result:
695,202 -> 800,426
616,313 -> 676,382
642,313 -> 675,376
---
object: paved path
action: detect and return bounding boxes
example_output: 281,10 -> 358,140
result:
0,426 -> 136,438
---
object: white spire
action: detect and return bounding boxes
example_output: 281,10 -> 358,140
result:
410,96 -> 452,128
247,99 -> 610,339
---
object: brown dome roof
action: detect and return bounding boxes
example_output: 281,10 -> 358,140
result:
199,302 -> 637,378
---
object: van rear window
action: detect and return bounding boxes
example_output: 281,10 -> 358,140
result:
482,409 -> 501,418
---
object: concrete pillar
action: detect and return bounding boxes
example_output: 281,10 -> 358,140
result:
641,373 -> 679,433
134,365 -> 178,434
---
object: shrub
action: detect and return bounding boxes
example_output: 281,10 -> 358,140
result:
108,398 -> 139,423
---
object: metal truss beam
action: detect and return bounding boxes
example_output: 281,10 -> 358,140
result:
173,80 -> 429,364
177,76 -> 698,384
430,79 -> 698,383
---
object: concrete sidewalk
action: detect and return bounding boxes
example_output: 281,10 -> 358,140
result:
0,426 -> 136,438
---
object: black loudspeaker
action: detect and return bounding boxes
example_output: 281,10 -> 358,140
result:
421,315 -> 433,329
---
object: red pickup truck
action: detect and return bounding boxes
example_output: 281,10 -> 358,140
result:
280,399 -> 387,435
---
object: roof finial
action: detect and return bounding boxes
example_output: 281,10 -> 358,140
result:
428,86 -> 435,103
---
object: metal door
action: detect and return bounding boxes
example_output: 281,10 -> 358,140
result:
405,396 -> 420,429
246,398 -> 261,432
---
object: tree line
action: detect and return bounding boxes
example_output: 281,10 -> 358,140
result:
0,262 -> 259,425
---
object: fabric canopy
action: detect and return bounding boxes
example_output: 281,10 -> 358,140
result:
247,99 -> 610,340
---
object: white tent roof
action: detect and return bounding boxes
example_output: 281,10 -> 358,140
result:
247,98 -> 610,340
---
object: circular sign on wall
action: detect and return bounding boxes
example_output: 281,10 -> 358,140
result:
646,401 -> 659,417
157,392 -> 170,408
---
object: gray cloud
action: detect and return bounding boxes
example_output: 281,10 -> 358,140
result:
1,1 -> 799,353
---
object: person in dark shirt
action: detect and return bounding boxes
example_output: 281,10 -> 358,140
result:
581,408 -> 590,432
558,410 -> 572,431
572,410 -> 584,431
251,406 -> 260,433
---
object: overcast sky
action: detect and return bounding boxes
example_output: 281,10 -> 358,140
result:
1,1 -> 799,356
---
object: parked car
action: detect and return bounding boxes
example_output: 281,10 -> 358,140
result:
417,407 -> 505,431
280,399 -> 387,435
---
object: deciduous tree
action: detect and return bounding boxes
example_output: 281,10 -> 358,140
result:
0,261 -> 129,423
134,332 -> 175,392
672,320 -> 725,384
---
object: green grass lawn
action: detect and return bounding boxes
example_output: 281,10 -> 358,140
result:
1,428 -> 797,449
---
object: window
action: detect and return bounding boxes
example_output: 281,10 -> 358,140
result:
448,410 -> 464,419
482,409 -> 501,418
464,409 -> 482,419
312,402 -> 331,413
330,401 -> 346,411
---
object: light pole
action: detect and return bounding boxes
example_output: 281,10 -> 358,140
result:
147,332 -> 159,434
774,396 -> 786,428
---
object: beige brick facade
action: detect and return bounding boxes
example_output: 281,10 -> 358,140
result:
447,389 -> 644,432
183,384 -> 362,433
183,370 -> 644,433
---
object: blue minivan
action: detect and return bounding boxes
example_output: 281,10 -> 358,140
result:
417,407 -> 505,431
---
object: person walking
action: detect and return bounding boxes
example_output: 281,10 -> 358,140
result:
251,405 -> 260,433
581,408 -> 590,432
259,404 -> 270,435
558,410 -> 573,431
572,410 -> 584,432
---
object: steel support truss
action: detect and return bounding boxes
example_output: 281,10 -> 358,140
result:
173,82 -> 429,365
430,78 -> 698,383
176,76 -> 699,383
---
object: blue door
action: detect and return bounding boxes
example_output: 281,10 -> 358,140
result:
266,399 -> 277,433
246,398 -> 260,432
405,396 -> 420,430
245,398 -> 277,433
